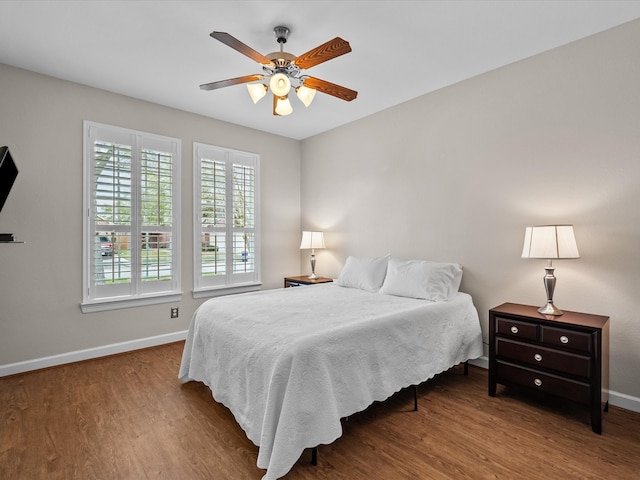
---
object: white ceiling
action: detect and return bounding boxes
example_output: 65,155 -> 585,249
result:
1,1 -> 640,140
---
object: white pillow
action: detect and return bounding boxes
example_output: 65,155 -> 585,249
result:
380,257 -> 463,301
335,255 -> 390,292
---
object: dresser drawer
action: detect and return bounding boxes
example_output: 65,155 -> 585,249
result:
541,325 -> 592,353
496,361 -> 591,404
496,338 -> 592,379
496,317 -> 538,341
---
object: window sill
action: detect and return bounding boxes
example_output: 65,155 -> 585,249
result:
81,292 -> 183,313
192,282 -> 262,299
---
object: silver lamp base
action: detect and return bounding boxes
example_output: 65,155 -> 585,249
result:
539,261 -> 563,316
538,302 -> 563,316
308,250 -> 317,279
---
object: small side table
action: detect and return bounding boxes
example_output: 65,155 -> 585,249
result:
284,275 -> 333,288
489,302 -> 609,434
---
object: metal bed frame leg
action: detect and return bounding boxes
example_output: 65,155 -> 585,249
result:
413,361 -> 468,412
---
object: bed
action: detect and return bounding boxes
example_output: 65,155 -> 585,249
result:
179,256 -> 483,480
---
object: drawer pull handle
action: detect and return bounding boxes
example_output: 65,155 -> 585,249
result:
534,378 -> 543,387
510,326 -> 519,334
560,335 -> 569,344
534,353 -> 543,362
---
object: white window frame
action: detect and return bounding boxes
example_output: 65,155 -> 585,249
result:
193,142 -> 261,298
82,121 -> 182,312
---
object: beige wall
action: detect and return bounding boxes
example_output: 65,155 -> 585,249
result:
0,64 -> 301,364
301,20 -> 640,402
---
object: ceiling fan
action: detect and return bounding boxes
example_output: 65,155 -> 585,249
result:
200,26 -> 358,116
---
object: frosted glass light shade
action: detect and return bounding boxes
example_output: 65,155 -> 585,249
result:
296,85 -> 316,107
300,231 -> 325,249
269,73 -> 291,96
522,225 -> 579,259
247,83 -> 267,104
275,95 -> 293,116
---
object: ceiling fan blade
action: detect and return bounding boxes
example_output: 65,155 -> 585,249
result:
200,74 -> 264,91
294,37 -> 352,70
303,76 -> 358,102
210,31 -> 273,66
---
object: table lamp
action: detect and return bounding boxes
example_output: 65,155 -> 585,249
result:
521,225 -> 579,316
300,231 -> 325,279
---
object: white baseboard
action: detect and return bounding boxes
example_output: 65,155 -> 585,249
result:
606,390 -> 640,413
468,355 -> 640,414
0,330 -> 188,378
469,356 -> 489,370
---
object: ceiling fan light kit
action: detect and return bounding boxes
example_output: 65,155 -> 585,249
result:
200,26 -> 357,116
296,85 -> 316,107
275,95 -> 293,116
246,83 -> 268,104
269,72 -> 291,97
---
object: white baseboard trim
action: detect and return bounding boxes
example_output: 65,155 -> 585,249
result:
607,390 -> 640,413
468,355 -> 640,414
469,356 -> 489,370
0,330 -> 188,378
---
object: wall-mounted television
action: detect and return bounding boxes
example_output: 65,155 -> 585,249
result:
0,146 -> 19,214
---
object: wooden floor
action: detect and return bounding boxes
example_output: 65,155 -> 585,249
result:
2,342 -> 640,480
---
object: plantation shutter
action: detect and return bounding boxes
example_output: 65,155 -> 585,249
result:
82,122 -> 181,311
194,143 -> 260,295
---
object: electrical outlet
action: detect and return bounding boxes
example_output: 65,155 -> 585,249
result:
170,307 -> 179,318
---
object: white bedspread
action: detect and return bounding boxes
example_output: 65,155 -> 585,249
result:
179,284 -> 483,480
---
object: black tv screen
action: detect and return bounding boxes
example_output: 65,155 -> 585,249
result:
0,146 -> 19,213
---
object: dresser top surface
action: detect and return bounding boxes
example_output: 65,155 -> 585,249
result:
491,302 -> 609,329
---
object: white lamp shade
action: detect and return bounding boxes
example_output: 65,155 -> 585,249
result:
296,85 -> 316,107
269,73 -> 291,97
247,83 -> 267,104
274,95 -> 293,116
522,225 -> 580,259
300,231 -> 325,249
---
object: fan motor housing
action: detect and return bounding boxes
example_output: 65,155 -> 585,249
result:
267,51 -> 296,67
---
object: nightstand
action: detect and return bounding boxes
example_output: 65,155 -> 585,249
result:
284,275 -> 333,288
488,302 -> 609,434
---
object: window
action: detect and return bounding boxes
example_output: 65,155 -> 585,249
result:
193,142 -> 260,296
82,121 -> 181,312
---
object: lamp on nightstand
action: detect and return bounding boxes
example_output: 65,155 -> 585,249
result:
300,231 -> 325,279
521,225 -> 580,316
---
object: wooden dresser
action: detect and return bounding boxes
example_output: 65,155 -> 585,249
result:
488,302 -> 609,433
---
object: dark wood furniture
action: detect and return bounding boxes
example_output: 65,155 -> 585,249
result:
489,302 -> 609,434
284,275 -> 333,288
